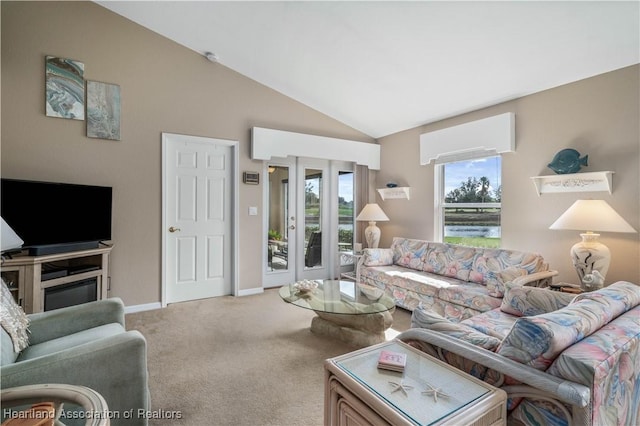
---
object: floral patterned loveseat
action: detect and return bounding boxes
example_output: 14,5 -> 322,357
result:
398,281 -> 640,426
359,237 -> 557,320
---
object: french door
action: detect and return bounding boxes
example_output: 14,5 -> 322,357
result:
263,157 -> 355,288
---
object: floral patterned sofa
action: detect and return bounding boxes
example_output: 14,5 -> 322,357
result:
359,237 -> 557,320
398,281 -> 640,426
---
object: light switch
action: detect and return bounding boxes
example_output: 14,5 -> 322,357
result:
248,206 -> 258,216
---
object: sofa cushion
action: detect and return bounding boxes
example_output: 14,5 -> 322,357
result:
17,323 -> 125,361
460,308 -> 519,340
436,282 -> 502,313
411,306 -> 501,351
360,265 -> 446,298
500,283 -> 575,317
469,249 -> 547,297
497,282 -> 640,370
422,243 -> 476,281
362,248 -> 394,266
1,328 -> 18,366
390,238 -> 428,269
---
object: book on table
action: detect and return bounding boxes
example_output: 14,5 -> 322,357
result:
377,350 -> 407,372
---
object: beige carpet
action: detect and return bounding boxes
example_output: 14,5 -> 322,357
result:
126,288 -> 411,426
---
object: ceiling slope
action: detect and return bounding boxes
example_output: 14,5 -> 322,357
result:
96,1 -> 640,138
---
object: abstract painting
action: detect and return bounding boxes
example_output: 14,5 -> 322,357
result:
86,81 -> 121,141
45,56 -> 85,120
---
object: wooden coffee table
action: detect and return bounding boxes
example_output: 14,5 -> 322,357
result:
325,340 -> 507,425
279,279 -> 395,347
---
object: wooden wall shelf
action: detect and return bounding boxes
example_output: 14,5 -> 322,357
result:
531,171 -> 614,196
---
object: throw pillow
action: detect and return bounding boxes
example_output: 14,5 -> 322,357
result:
422,243 -> 476,281
390,238 -> 428,269
469,249 -> 546,297
0,278 -> 30,352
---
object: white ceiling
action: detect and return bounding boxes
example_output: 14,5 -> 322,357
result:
97,1 -> 639,139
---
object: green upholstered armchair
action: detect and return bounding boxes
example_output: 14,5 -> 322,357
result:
1,297 -> 150,426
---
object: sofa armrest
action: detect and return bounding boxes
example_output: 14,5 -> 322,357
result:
397,328 -> 590,407
1,331 -> 149,425
512,269 -> 558,287
27,298 -> 125,345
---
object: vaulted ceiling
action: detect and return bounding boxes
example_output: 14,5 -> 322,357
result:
97,1 -> 639,138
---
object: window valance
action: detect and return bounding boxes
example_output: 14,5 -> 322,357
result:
251,127 -> 380,170
420,113 -> 515,164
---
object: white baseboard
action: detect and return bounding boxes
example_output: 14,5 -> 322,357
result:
124,289 -> 265,312
124,302 -> 162,314
237,287 -> 264,297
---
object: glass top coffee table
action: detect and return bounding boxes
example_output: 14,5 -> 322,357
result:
279,279 -> 395,347
325,341 -> 507,425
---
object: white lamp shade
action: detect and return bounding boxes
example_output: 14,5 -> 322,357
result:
549,200 -> 636,286
1,217 -> 24,252
356,204 -> 389,222
549,200 -> 636,233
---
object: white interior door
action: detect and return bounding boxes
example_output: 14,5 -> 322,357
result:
162,133 -> 236,304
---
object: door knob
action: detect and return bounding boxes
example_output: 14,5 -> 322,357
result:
169,226 -> 181,233
289,225 -> 296,230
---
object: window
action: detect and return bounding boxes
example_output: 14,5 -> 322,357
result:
435,156 -> 501,248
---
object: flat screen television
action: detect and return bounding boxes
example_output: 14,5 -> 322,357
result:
1,178 -> 112,256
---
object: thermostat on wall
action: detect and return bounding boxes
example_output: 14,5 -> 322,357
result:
243,171 -> 259,185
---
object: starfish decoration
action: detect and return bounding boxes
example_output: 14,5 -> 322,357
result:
421,382 -> 450,402
388,381 -> 413,397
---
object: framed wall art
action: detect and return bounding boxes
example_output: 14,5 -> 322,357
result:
45,56 -> 85,120
86,80 -> 121,141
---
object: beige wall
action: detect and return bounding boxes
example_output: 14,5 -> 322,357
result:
0,1 -> 374,306
377,65 -> 640,285
2,2 -> 638,309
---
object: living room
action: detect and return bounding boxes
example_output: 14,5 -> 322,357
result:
1,1 -> 639,425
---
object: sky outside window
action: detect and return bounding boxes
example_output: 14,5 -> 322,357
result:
444,156 -> 501,198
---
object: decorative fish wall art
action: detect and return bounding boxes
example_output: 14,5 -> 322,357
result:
548,148 -> 588,174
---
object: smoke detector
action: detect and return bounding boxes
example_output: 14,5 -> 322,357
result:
204,51 -> 219,63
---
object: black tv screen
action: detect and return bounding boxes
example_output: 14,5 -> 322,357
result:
1,178 -> 112,254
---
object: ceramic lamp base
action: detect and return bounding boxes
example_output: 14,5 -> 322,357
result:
364,222 -> 381,248
570,232 -> 610,284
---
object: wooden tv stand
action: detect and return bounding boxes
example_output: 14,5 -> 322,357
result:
1,245 -> 112,313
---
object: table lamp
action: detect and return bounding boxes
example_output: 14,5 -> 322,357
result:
549,199 -> 636,284
1,217 -> 24,253
356,204 -> 389,248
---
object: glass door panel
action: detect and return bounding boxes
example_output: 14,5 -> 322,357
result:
267,165 -> 291,273
303,168 -> 323,269
264,158 -> 355,287
338,171 -> 355,265
338,171 -> 355,260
